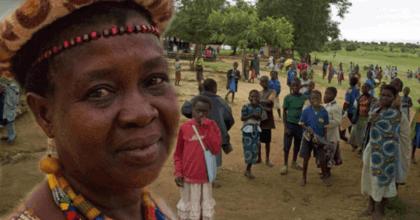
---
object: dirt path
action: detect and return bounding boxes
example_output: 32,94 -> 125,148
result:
1,58 -> 420,220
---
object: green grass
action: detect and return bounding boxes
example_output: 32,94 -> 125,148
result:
206,61 -> 232,72
313,49 -> 420,108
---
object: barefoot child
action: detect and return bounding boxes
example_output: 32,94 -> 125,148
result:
299,90 -> 331,187
174,57 -> 181,85
225,62 -> 241,103
319,87 -> 343,177
174,95 -> 221,220
348,83 -> 374,154
359,85 -> 403,220
258,76 -> 277,167
241,90 -> 265,179
281,78 -> 308,175
269,71 -> 282,121
194,55 -> 205,85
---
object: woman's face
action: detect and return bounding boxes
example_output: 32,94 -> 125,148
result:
380,89 -> 395,107
50,15 -> 179,189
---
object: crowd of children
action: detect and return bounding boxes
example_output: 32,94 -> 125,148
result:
173,57 -> 419,220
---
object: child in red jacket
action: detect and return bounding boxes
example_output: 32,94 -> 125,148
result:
174,95 -> 222,220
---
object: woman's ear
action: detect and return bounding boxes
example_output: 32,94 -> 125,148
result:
26,93 -> 54,138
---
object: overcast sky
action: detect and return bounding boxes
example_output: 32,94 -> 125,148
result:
331,0 -> 420,43
1,0 -> 418,43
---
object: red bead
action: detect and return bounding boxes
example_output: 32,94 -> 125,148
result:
76,36 -> 83,44
141,25 -> 148,33
63,41 -> 70,48
44,51 -> 51,58
66,210 -> 77,220
52,46 -> 58,53
151,26 -> 156,33
90,31 -> 98,40
127,26 -> 133,33
111,27 -> 118,35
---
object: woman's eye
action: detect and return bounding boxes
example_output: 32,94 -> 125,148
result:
88,88 -> 112,98
148,76 -> 166,86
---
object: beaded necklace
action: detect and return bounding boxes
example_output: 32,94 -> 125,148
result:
41,154 -> 167,220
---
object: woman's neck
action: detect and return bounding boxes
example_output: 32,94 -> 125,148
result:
62,170 -> 144,220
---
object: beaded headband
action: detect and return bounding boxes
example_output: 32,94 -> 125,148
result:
37,24 -> 160,64
0,0 -> 175,77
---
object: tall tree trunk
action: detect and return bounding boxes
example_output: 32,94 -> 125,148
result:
232,45 -> 237,55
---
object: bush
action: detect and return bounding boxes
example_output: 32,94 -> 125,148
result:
345,43 -> 358,51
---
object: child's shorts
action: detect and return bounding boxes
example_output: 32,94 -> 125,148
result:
274,96 -> 281,109
283,122 -> 303,152
260,129 -> 271,143
299,138 -> 325,159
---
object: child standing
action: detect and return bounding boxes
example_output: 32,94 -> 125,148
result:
194,56 -> 205,85
359,85 -> 403,220
365,71 -> 375,98
174,95 -> 221,220
241,90 -> 265,179
245,60 -> 251,83
338,66 -> 344,85
401,87 -> 412,119
328,62 -> 333,84
411,98 -> 420,164
348,83 -> 374,154
300,70 -> 311,94
175,57 -> 181,85
299,90 -> 331,187
269,71 -> 282,121
225,62 -> 241,103
258,76 -> 277,167
320,87 -> 343,178
287,64 -> 297,88
342,77 -> 360,143
281,78 -> 308,175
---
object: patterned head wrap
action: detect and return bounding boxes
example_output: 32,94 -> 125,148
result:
0,0 -> 175,77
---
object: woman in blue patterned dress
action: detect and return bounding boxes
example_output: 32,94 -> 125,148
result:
241,90 -> 266,179
359,85 -> 403,220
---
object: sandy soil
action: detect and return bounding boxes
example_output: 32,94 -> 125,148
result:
1,58 -> 420,220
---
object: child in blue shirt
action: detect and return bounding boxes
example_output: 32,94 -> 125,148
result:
342,76 -> 360,143
299,90 -> 331,187
287,64 -> 297,88
269,71 -> 282,121
365,71 -> 375,98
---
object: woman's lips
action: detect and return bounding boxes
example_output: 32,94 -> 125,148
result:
117,142 -> 160,166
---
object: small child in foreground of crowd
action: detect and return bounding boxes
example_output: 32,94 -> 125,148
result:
299,90 -> 331,187
241,90 -> 266,179
258,76 -> 277,167
348,83 -> 374,154
174,95 -> 221,220
269,71 -> 282,122
320,87 -> 343,178
281,78 -> 308,175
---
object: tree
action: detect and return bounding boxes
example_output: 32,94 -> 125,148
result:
257,0 -> 352,58
329,40 -> 342,51
167,0 -> 228,58
208,3 -> 293,55
345,43 -> 357,52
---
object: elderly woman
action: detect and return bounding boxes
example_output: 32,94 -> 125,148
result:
0,72 -> 19,142
1,0 -> 180,219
